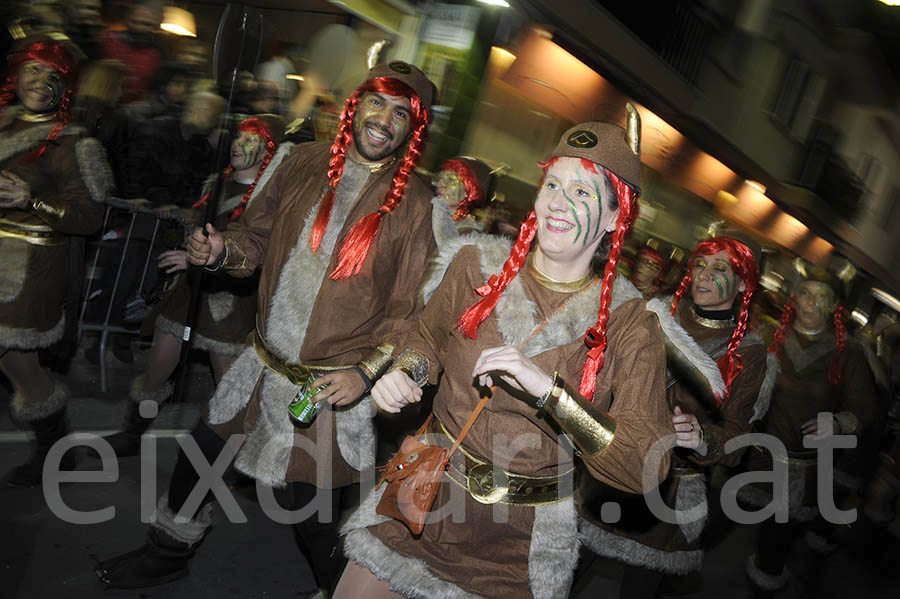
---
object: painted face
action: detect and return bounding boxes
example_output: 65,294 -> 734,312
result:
795,281 -> 834,331
16,61 -> 65,113
633,255 -> 663,289
435,169 -> 465,210
351,92 -> 412,161
690,249 -> 746,311
534,157 -> 618,264
230,132 -> 265,171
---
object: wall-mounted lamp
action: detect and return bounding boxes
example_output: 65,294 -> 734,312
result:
161,6 -> 197,37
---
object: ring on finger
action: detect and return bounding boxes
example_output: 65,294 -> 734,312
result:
688,423 -> 694,432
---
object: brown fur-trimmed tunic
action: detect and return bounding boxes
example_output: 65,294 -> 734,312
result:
0,115 -> 108,349
580,300 -> 773,574
205,142 -> 435,489
342,237 -> 674,599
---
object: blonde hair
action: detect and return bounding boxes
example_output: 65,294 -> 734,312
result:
77,60 -> 130,103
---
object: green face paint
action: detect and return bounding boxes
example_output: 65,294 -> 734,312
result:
580,200 -> 592,247
561,189 -> 583,245
590,178 -> 604,238
711,275 -> 726,299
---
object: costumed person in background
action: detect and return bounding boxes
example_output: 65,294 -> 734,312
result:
101,115 -> 292,459
742,267 -> 878,598
96,62 -> 438,596
429,155 -> 494,248
629,243 -> 667,300
0,35 -> 112,486
575,231 -> 776,597
335,108 -> 680,599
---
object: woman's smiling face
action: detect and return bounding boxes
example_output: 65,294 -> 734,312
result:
534,156 -> 618,265
690,249 -> 745,311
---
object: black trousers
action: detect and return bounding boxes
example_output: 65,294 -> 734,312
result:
165,421 -> 348,592
571,546 -> 664,599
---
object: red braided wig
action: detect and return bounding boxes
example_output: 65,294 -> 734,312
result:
455,159 -> 640,400
306,77 -> 429,279
440,158 -> 486,221
670,237 -> 760,402
0,41 -> 79,161
767,293 -> 846,386
193,117 -> 277,219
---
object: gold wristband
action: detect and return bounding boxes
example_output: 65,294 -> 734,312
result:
833,411 -> 860,436
389,349 -> 430,387
31,198 -> 65,222
356,344 -> 395,381
545,375 -> 616,457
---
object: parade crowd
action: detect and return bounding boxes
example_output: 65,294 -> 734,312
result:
1,2 -> 899,598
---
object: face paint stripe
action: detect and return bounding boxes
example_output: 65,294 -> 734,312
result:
580,200 -> 592,247
712,275 -> 726,300
590,178 -> 604,238
562,189 -> 582,244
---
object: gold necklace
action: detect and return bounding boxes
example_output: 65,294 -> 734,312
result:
18,111 -> 57,123
688,305 -> 735,329
528,253 -> 595,293
365,156 -> 397,173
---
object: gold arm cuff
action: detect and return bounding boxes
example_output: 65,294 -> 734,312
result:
545,375 -> 616,457
221,237 -> 248,271
0,216 -> 65,246
664,335 -> 719,407
356,344 -> 395,381
31,198 -> 65,222
834,411 -> 861,436
388,349 -> 430,387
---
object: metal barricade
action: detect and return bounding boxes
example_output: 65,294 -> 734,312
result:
77,198 -> 188,392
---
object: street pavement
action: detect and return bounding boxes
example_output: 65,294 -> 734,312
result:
1,339 -> 897,598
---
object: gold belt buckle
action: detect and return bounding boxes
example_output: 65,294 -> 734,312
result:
467,463 -> 510,504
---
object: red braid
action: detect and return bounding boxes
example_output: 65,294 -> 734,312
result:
579,172 -> 639,398
670,237 -> 760,401
310,89 -> 361,251
230,139 -> 276,220
768,295 -> 795,355
456,211 -> 538,338
827,304 -> 847,385
440,158 -> 486,221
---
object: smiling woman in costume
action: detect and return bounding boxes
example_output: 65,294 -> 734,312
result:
0,34 -> 111,486
333,107 -> 703,599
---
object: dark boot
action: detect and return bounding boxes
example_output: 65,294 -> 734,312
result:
103,375 -> 171,458
6,389 -> 75,487
96,496 -> 210,589
96,528 -> 193,589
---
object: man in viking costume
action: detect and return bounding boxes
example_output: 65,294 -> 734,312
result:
102,115 -> 292,458
575,231 -> 778,596
0,34 -> 112,486
743,267 -> 877,597
95,61 -> 437,595
332,107 -> 724,599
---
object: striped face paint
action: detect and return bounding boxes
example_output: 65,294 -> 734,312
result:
690,250 -> 743,311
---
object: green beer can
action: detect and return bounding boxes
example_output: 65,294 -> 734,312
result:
288,375 -> 327,424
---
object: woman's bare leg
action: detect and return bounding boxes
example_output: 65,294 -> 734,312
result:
333,560 -> 404,599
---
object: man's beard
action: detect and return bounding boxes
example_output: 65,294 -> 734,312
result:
351,118 -> 398,161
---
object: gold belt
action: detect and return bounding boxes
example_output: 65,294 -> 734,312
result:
252,329 -> 348,385
429,419 -> 574,507
0,218 -> 65,246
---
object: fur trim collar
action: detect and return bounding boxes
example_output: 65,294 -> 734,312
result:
784,332 -> 834,372
75,137 -> 114,203
0,313 -> 65,350
579,517 -> 703,574
247,142 -> 294,210
431,196 -> 460,251
749,352 -> 781,424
